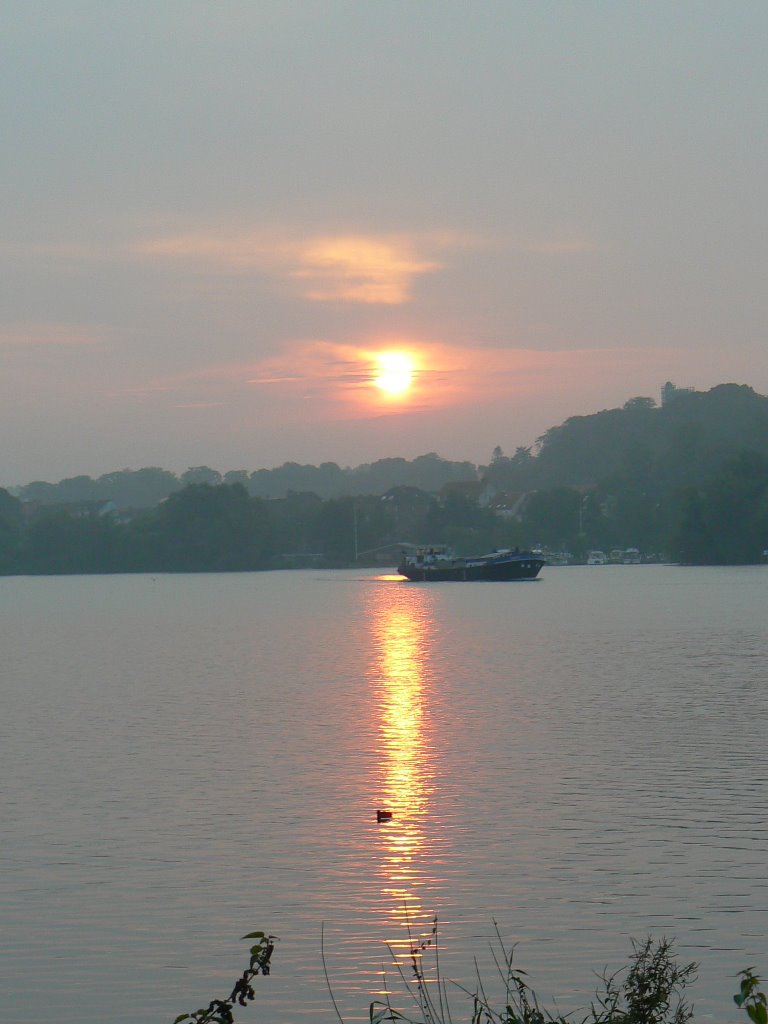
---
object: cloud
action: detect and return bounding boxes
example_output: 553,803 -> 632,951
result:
289,235 -> 440,304
0,323 -> 110,348
93,336 -> 685,458
244,340 -> 418,400
106,385 -> 175,396
247,375 -> 304,385
233,336 -> 686,416
135,232 -> 276,269
134,229 -> 445,304
171,401 -> 226,409
108,330 -> 684,416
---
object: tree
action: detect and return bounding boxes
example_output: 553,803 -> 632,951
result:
19,510 -> 124,574
52,475 -> 99,502
308,497 -> 356,564
135,484 -> 272,571
674,451 -> 768,564
96,467 -> 180,508
181,466 -> 223,487
0,488 -> 22,572
18,480 -> 58,503
624,396 -> 657,410
522,487 -> 582,549
223,470 -> 250,487
380,486 -> 433,541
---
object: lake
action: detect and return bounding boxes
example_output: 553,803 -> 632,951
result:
1,566 -> 766,1023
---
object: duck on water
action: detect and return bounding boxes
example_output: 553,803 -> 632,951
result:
396,545 -> 545,582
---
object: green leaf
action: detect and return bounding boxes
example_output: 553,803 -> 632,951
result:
737,995 -> 747,1007
173,1017 -> 191,1023
748,1005 -> 768,1024
241,930 -> 265,940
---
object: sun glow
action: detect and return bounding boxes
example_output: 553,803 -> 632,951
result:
373,351 -> 414,396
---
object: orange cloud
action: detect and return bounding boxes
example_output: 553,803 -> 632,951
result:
135,232 -> 278,269
239,338 -> 683,415
134,229 -> 444,304
290,236 -> 439,304
172,401 -> 226,409
138,336 -> 684,429
0,323 -> 109,347
244,340 -> 436,408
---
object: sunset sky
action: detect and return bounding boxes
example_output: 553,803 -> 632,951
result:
2,1 -> 767,484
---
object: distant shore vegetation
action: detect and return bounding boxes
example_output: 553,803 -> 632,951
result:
3,383 -> 768,573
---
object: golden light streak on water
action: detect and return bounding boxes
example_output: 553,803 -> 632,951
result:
368,586 -> 437,960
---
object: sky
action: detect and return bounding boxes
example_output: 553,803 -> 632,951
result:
2,1 -> 767,485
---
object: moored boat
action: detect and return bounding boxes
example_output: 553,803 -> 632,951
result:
397,545 -> 545,582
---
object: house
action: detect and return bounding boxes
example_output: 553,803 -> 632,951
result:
484,491 -> 529,520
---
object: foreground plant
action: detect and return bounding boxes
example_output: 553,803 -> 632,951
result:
735,969 -> 767,1024
175,924 -> 764,1024
587,937 -> 696,1024
173,931 -> 276,1024
361,923 -> 697,1024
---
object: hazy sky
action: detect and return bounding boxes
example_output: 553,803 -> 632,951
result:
2,1 -> 767,484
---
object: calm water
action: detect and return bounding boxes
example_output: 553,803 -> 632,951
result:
1,567 -> 766,1022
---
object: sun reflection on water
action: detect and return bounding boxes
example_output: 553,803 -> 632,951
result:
368,584 -> 438,956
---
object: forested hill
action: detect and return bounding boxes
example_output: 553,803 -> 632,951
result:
11,382 -> 768,505
10,382 -> 768,505
13,382 -> 768,505
485,383 -> 768,492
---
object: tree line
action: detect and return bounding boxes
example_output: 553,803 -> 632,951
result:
15,453 -> 478,508
0,482 -> 519,574
4,382 -> 768,571
2,453 -> 767,574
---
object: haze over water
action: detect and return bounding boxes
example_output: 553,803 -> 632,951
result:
1,566 -> 766,1022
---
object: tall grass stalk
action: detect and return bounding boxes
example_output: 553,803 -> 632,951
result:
329,924 -> 698,1024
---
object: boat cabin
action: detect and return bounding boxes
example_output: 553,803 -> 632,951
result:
402,545 -> 455,566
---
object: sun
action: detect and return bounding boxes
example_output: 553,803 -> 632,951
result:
373,351 -> 414,396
